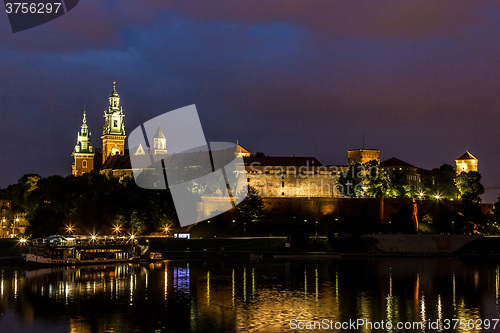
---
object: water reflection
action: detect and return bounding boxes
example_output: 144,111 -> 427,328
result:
0,258 -> 498,332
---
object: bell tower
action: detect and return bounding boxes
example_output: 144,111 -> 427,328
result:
455,151 -> 478,174
153,125 -> 167,155
101,81 -> 126,163
72,109 -> 95,176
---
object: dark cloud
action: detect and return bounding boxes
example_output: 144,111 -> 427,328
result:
1,0 -> 498,52
1,1 -> 500,201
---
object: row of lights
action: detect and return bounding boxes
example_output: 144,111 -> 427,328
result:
1,217 -> 20,227
65,223 -> 172,236
419,192 -> 441,200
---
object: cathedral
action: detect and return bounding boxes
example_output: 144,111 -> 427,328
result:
72,82 -> 241,178
72,83 -> 139,177
72,82 -> 125,176
73,82 -> 173,178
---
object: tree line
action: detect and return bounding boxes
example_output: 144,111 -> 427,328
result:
338,162 -> 484,202
3,172 -> 178,238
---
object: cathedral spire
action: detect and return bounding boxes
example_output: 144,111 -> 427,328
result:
72,108 -> 95,176
102,82 -> 126,163
74,109 -> 93,154
103,81 -> 125,136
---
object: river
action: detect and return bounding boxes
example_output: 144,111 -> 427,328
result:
0,257 -> 498,332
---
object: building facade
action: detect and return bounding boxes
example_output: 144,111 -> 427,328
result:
380,157 -> 435,193
244,156 -> 346,198
348,148 -> 380,165
0,199 -> 27,237
455,151 -> 478,174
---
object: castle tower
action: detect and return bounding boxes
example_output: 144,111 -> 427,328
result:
101,82 -> 126,163
455,151 -> 478,174
72,109 -> 95,176
153,125 -> 167,155
347,148 -> 380,165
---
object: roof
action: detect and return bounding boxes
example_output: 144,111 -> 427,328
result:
153,126 -> 165,139
380,157 -> 416,169
101,155 -> 132,170
416,168 -> 435,177
456,151 -> 477,161
236,145 -> 250,155
243,156 -> 322,167
348,148 -> 380,152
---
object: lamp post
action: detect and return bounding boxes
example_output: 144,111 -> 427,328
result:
315,221 -> 318,237
13,218 -> 19,236
389,220 -> 392,235
66,224 -> 75,235
435,194 -> 441,227
452,221 -> 455,234
112,224 -> 121,236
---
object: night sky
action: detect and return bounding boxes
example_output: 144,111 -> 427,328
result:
1,1 -> 500,202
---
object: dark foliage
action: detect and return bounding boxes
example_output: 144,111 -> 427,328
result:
8,172 -> 178,238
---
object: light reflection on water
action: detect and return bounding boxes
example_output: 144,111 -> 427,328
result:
0,258 -> 498,332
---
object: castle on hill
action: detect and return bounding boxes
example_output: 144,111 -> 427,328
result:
72,84 -> 478,199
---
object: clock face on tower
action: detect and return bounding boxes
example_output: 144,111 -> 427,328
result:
111,146 -> 121,155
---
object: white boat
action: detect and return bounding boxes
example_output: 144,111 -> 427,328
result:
24,235 -> 149,266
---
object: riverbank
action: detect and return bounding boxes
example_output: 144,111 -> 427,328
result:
2,235 -> 500,263
145,234 -> 497,258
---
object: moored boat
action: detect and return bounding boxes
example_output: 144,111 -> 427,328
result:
24,235 -> 149,266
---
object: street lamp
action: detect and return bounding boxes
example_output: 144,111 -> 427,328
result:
315,221 -> 318,237
12,218 -> 19,236
435,194 -> 442,226
389,221 -> 392,235
452,221 -> 455,234
66,224 -> 75,235
163,225 -> 170,236
112,224 -> 122,235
